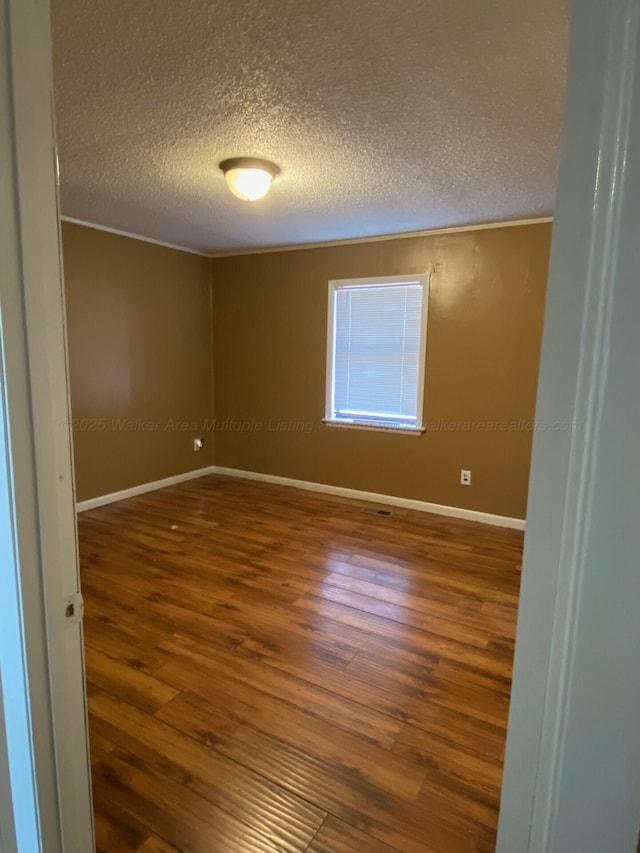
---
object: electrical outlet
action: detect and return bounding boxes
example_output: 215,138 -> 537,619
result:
460,469 -> 471,486
193,437 -> 204,452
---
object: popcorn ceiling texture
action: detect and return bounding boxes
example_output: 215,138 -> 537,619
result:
51,0 -> 570,254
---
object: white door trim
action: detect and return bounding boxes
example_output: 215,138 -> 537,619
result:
497,0 -> 640,850
0,0 -> 94,850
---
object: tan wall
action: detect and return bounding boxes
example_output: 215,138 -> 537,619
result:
211,223 -> 551,519
62,222 -> 213,502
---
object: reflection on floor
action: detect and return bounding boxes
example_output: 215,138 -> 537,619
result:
79,474 -> 522,853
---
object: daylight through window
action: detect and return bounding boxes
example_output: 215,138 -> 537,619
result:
325,274 -> 429,431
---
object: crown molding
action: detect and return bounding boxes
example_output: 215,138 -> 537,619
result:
59,216 -> 209,257
207,216 -> 554,258
60,214 -> 554,260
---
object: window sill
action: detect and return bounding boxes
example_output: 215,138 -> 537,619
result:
322,419 -> 426,436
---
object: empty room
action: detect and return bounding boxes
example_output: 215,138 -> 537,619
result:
51,1 -> 569,851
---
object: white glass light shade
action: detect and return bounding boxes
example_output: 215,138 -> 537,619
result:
219,158 -> 280,202
225,167 -> 274,201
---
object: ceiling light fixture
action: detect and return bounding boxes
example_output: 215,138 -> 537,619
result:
219,157 -> 280,201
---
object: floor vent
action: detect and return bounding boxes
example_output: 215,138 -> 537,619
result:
362,507 -> 393,517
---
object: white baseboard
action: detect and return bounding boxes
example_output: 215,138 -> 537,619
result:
211,465 -> 526,530
76,463 -> 526,530
75,466 -> 215,512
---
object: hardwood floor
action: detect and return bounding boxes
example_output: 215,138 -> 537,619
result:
78,475 -> 522,853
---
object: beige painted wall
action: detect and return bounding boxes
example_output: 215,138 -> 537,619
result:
62,222 -> 213,502
63,221 -> 550,516
211,223 -> 551,519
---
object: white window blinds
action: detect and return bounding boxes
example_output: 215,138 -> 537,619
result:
327,276 -> 428,430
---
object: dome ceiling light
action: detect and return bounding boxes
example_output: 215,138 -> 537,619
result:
219,157 -> 281,201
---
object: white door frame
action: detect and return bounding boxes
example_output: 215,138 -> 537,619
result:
0,0 -> 94,850
2,0 -> 640,850
498,0 -> 640,849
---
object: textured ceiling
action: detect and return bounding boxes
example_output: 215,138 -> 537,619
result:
51,0 -> 570,254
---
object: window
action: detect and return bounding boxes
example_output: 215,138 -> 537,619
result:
325,274 -> 429,432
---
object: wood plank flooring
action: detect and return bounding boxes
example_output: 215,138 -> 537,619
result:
78,475 -> 522,853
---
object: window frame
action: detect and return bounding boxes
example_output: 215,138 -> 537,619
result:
324,273 -> 430,434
